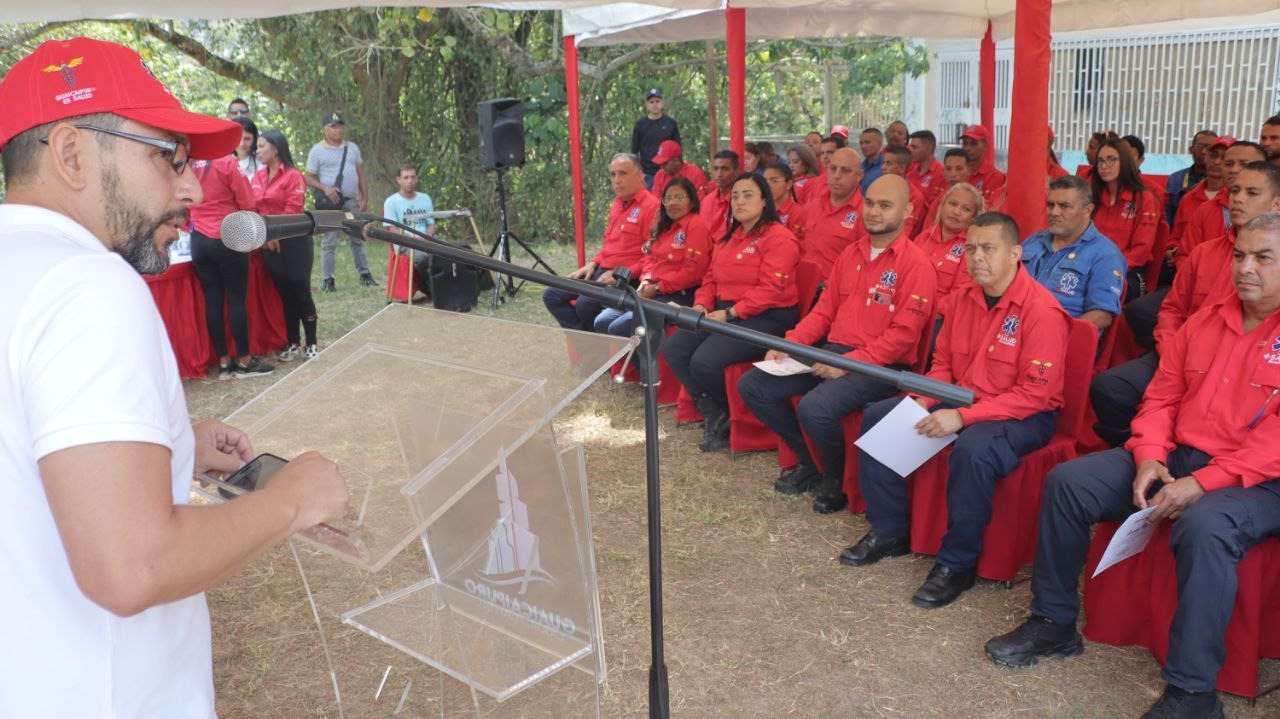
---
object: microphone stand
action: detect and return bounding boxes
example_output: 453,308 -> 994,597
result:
352,218 -> 974,719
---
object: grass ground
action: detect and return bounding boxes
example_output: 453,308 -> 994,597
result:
185,235 -> 1279,717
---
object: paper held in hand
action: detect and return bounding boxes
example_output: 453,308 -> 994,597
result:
853,396 -> 958,478
752,356 -> 813,377
1091,505 -> 1161,578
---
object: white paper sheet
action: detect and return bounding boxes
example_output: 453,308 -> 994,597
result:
752,356 -> 813,376
853,397 -> 958,477
1091,505 -> 1161,578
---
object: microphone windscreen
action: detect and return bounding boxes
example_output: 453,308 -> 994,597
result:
220,211 -> 267,253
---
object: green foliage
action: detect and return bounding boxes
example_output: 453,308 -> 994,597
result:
0,14 -> 927,248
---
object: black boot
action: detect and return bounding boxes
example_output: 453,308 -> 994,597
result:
695,395 -> 730,452
811,470 -> 848,514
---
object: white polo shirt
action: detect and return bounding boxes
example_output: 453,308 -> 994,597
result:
0,205 -> 214,718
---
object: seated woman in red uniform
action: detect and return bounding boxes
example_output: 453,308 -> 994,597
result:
763,162 -> 811,244
662,173 -> 802,452
1090,136 -> 1159,295
786,145 -> 822,204
594,176 -> 711,338
914,182 -> 983,311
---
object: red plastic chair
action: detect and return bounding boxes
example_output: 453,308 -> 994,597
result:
1084,528 -> 1280,698
907,318 -> 1098,581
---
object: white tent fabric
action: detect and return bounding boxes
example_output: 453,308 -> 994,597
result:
0,0 -> 720,23
565,0 -> 1280,45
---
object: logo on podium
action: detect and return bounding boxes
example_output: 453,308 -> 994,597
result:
481,457 -> 554,595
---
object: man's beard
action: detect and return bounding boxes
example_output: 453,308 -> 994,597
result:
100,166 -> 187,276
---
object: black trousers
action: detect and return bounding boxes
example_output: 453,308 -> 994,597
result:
737,343 -> 900,480
661,303 -> 798,404
542,266 -> 610,331
1030,446 -> 1280,692
191,229 -> 250,359
261,238 -> 317,346
1125,286 -> 1168,351
1090,350 -> 1159,447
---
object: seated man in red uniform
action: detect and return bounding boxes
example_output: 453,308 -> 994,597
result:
543,153 -> 659,331
924,149 -> 973,227
739,176 -> 937,513
906,130 -> 946,209
650,140 -> 708,198
881,145 -> 928,238
959,125 -> 1006,209
1179,141 -> 1267,263
987,211 -> 1280,719
700,150 -> 738,237
844,212 -> 1070,610
800,147 -> 865,278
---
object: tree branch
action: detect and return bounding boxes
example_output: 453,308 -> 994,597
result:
0,22 -> 72,53
450,8 -> 559,77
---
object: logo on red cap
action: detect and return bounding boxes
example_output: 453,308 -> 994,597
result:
41,57 -> 84,89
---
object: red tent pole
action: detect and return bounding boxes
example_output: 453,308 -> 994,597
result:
564,35 -> 587,267
726,7 -> 746,161
980,21 -> 996,163
1006,0 -> 1052,239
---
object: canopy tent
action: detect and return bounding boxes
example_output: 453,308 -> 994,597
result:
561,0 -> 1280,257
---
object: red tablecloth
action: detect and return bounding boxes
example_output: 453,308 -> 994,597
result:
144,251 -> 287,379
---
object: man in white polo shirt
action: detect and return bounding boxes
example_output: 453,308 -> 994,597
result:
0,37 -> 350,718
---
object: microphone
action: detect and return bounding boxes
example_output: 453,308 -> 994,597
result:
220,210 -> 375,252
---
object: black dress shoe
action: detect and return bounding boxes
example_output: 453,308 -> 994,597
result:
984,615 -> 1084,667
1141,685 -> 1224,719
911,562 -> 976,608
811,473 -> 848,514
695,395 -> 730,452
839,530 -> 909,567
774,464 -> 820,494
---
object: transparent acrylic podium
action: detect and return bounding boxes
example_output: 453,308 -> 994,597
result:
201,304 -> 634,717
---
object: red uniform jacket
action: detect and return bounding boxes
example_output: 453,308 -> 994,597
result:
639,214 -> 712,294
651,162 -> 709,198
1142,173 -> 1169,210
969,161 -> 1007,210
776,197 -> 811,245
904,182 -> 928,240
188,155 -> 256,238
800,187 -> 865,279
1178,192 -> 1230,266
793,175 -> 820,205
1153,229 -> 1236,352
786,233 -> 937,368
694,221 -> 800,319
700,186 -> 732,238
913,225 -> 971,305
1128,293 -> 1280,491
921,266 -> 1070,425
1093,186 -> 1160,268
907,158 -> 947,208
251,165 -> 306,215
800,173 -> 828,206
1170,180 -> 1222,257
1048,160 -> 1070,180
594,191 -> 661,276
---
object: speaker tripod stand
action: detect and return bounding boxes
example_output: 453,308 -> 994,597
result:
488,168 -> 556,311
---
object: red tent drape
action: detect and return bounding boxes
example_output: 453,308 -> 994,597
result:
725,8 -> 746,161
980,21 -> 996,163
1006,0 -> 1052,240
565,35 -> 586,266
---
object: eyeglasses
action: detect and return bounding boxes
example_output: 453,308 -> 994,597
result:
1096,156 -> 1121,166
662,194 -> 689,204
41,125 -> 191,176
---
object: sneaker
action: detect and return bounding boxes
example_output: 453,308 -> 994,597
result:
304,344 -> 319,360
233,358 -> 275,378
217,363 -> 234,381
277,344 -> 301,363
1141,685 -> 1224,719
321,278 -> 336,293
359,273 -> 380,287
984,615 -> 1084,668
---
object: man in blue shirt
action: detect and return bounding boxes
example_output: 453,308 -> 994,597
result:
1164,130 -> 1217,226
858,127 -> 885,196
1020,176 -> 1126,330
383,163 -> 436,297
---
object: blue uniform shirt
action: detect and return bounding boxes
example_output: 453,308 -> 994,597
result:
860,154 -> 885,196
1021,223 -> 1125,318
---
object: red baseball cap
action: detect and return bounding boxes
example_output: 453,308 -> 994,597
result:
0,37 -> 242,159
960,125 -> 990,143
830,125 -> 850,139
1210,135 -> 1237,151
651,140 -> 682,164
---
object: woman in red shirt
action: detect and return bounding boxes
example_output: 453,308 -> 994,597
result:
594,176 -> 711,337
251,130 -> 318,362
763,162 -> 811,244
914,182 -> 983,309
786,145 -> 822,204
1091,136 -> 1159,296
662,173 -> 801,452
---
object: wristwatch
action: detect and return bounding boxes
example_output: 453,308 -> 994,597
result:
726,305 -> 737,320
